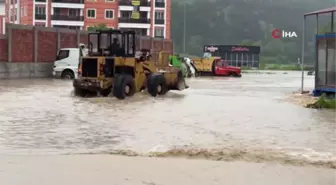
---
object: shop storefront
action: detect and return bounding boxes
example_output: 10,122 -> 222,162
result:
203,45 -> 261,68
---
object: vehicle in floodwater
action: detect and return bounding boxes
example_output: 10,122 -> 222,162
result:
73,29 -> 188,99
212,59 -> 242,77
192,52 -> 242,77
169,55 -> 197,77
52,43 -> 88,79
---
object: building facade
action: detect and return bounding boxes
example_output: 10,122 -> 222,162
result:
204,45 -> 261,68
0,0 -> 5,34
4,0 -> 170,38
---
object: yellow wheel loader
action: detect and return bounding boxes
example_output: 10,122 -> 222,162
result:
73,29 -> 188,99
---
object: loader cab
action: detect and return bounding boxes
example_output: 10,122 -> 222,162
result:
88,30 -> 136,57
203,52 -> 212,59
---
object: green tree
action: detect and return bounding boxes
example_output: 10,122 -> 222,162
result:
240,40 -> 254,46
319,22 -> 336,34
171,0 -> 334,64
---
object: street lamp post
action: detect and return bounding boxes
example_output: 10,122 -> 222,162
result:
183,3 -> 186,53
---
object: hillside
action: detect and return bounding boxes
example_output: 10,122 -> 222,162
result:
171,0 -> 335,64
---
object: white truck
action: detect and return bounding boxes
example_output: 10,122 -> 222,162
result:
52,44 -> 88,79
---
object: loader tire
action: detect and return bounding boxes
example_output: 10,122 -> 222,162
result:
113,74 -> 136,100
147,74 -> 168,97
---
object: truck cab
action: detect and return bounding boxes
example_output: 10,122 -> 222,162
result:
213,59 -> 241,77
52,44 -> 87,79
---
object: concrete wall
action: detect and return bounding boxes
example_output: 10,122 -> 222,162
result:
0,24 -> 89,79
0,23 -> 173,79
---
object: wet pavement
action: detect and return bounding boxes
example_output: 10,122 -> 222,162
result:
1,155 -> 335,185
0,71 -> 335,168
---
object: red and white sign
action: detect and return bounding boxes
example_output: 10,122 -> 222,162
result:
272,28 -> 298,39
231,47 -> 249,52
205,46 -> 218,52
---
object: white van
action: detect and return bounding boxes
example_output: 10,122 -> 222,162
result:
52,44 -> 87,79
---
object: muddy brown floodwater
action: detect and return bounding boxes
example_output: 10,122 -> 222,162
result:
0,71 -> 335,170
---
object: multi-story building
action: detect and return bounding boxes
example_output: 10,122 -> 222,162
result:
4,0 -> 171,39
0,0 -> 5,34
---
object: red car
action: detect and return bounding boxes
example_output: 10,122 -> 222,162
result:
212,59 -> 242,77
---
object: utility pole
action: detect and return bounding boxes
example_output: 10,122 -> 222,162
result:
299,57 -> 304,93
183,3 -> 186,53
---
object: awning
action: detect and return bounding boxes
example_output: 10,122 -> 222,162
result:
304,7 -> 336,16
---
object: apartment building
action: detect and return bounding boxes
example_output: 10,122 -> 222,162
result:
0,0 -> 5,34
4,0 -> 171,38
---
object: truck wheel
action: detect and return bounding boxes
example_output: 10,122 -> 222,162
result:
228,72 -> 234,76
211,60 -> 217,76
112,74 -> 135,100
74,87 -> 87,97
61,70 -> 74,79
147,74 -> 168,97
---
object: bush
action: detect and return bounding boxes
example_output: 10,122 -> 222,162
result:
307,94 -> 336,109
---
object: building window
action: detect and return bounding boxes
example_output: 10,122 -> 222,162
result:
35,24 -> 45,27
120,11 -> 131,18
87,9 -> 96,18
24,6 -> 27,16
69,9 -> 80,16
154,27 -> 164,38
105,10 -> 114,19
105,0 -> 114,2
155,11 -> 164,19
36,6 -> 46,15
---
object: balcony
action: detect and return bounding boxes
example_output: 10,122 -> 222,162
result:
51,15 -> 84,21
35,14 -> 46,20
155,19 -> 164,24
155,2 -> 165,7
118,17 -> 150,24
52,0 -> 84,3
119,0 -> 150,6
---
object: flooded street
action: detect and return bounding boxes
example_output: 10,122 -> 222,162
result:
0,71 -> 335,169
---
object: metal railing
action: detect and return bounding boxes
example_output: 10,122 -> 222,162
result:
119,0 -> 150,6
118,17 -> 150,24
155,2 -> 165,7
51,15 -> 84,21
155,19 -> 164,24
35,14 -> 46,20
52,0 -> 84,3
